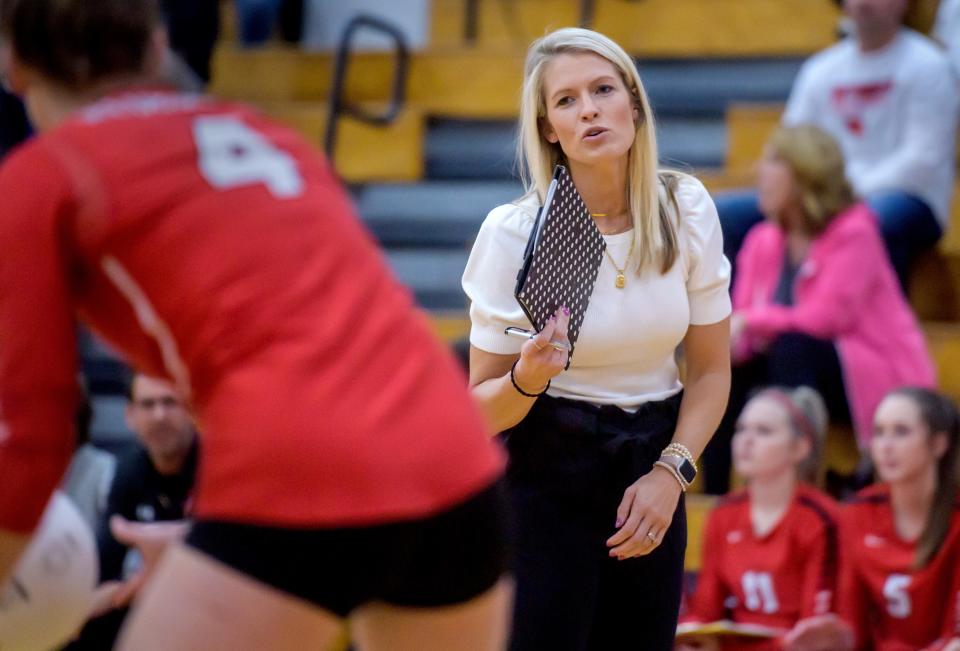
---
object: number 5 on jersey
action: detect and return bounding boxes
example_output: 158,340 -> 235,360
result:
194,116 -> 305,199
883,574 -> 911,619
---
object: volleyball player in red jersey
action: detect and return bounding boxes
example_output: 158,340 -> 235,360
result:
0,1 -> 511,649
833,388 -> 960,651
676,387 -> 839,651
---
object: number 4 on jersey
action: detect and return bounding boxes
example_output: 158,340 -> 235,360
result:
194,116 -> 305,199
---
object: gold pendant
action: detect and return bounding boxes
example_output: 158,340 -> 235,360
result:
615,273 -> 626,289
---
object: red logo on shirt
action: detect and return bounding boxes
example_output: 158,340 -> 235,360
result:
830,81 -> 894,135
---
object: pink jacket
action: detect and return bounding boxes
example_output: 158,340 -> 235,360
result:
734,203 -> 936,445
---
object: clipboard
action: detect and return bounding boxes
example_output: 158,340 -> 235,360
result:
513,165 -> 606,360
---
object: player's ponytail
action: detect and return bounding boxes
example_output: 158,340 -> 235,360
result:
890,387 -> 960,568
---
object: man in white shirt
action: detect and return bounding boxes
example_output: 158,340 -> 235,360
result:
718,0 -> 959,287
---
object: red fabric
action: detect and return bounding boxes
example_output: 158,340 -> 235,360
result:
837,485 -> 960,651
0,91 -> 503,533
681,485 -> 840,651
732,204 -> 936,446
0,145 -> 80,531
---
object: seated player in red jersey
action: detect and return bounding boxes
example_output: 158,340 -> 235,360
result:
677,387 -> 839,651
837,388 -> 960,651
0,1 -> 511,649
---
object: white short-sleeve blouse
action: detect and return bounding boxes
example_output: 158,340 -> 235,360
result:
462,173 -> 731,410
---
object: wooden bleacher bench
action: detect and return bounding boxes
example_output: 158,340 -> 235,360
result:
218,0 -> 839,56
210,0 -> 843,182
684,494 -> 717,572
213,0 -> 842,115
723,103 -> 783,173
430,0 -> 840,56
696,102 -> 782,194
924,322 -> 960,401
212,46 -> 526,117
430,312 -> 472,342
257,101 -> 424,182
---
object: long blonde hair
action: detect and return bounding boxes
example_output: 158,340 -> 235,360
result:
766,125 -> 855,234
517,27 -> 679,274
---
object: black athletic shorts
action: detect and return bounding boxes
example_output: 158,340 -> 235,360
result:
185,480 -> 510,617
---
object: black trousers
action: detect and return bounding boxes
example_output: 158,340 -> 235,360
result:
503,392 -> 686,651
702,332 -> 851,495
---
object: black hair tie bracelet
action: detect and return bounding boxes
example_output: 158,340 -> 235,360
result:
510,360 -> 550,398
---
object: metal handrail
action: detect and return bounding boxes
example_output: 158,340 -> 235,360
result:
324,14 -> 409,163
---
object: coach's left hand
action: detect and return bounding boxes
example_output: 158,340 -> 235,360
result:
605,465 -> 682,559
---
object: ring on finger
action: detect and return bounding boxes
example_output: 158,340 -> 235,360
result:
533,340 -> 545,351
646,531 -> 659,542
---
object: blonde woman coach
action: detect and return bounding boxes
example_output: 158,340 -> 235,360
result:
463,28 -> 732,651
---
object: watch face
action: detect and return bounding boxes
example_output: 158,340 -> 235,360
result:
678,459 -> 697,484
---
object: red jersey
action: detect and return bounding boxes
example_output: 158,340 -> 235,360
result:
0,90 -> 504,533
681,485 -> 840,651
838,485 -> 960,651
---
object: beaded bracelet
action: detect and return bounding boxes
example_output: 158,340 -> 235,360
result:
662,443 -> 697,470
510,360 -> 550,398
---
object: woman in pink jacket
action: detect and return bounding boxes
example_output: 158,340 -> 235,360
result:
703,125 -> 935,494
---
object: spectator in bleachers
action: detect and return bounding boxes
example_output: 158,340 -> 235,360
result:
677,387 -> 839,651
161,0 -> 220,83
235,0 -> 280,46
235,0 -> 303,47
70,374 -> 197,650
703,125 -> 935,495
278,0 -> 305,43
795,387 -> 960,651
60,379 -> 117,533
718,0 -> 959,288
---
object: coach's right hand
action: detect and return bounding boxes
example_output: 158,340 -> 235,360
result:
512,306 -> 570,394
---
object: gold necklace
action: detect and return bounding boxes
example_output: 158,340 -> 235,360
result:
603,238 -> 634,289
591,212 -> 634,289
